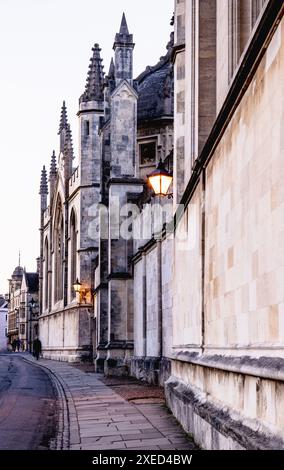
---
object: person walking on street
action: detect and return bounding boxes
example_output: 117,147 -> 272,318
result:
33,337 -> 42,360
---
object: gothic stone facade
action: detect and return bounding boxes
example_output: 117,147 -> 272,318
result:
167,0 -> 284,450
38,14 -> 174,367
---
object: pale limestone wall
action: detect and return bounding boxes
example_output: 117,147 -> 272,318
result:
205,19 -> 284,353
162,236 -> 174,358
169,12 -> 284,450
172,13 -> 284,357
146,246 -> 159,357
133,259 -> 144,357
133,236 -> 173,360
39,307 -> 91,361
171,359 -> 284,441
173,183 -> 203,349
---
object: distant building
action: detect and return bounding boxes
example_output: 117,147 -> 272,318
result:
7,265 -> 39,351
20,272 -> 39,351
0,296 -> 8,351
7,265 -> 24,345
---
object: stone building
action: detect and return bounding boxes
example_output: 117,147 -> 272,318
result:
0,295 -> 8,351
166,0 -> 284,450
7,265 -> 23,345
20,271 -> 39,351
38,14 -> 174,367
7,264 -> 39,350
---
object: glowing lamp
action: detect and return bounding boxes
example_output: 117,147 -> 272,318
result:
73,278 -> 82,294
148,159 -> 173,196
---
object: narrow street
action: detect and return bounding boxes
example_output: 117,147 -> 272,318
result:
0,354 -> 58,450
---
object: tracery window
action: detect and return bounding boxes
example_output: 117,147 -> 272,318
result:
228,0 -> 266,81
44,237 -> 49,310
54,198 -> 64,302
70,209 -> 77,299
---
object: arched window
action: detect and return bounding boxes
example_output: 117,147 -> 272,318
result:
44,237 -> 49,310
54,198 -> 64,302
70,209 -> 77,299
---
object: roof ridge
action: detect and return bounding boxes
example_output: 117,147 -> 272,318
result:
135,31 -> 173,83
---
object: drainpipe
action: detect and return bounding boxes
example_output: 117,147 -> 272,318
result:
201,169 -> 206,352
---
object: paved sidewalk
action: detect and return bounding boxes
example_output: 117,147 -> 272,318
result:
22,354 -> 197,451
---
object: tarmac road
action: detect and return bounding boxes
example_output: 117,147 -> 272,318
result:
0,354 -> 58,450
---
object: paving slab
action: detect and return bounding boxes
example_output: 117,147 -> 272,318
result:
21,354 -> 198,450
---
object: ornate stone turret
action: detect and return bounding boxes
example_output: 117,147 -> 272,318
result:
113,13 -> 135,86
80,43 -> 104,103
39,165 -> 48,212
49,150 -> 57,197
78,43 -> 105,187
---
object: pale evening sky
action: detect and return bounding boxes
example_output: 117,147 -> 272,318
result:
0,0 -> 174,294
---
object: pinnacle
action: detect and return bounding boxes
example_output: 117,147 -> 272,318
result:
108,58 -> 115,79
80,43 -> 104,103
50,150 -> 57,177
113,12 -> 133,48
119,12 -> 129,35
58,100 -> 69,135
39,165 -> 48,195
64,124 -> 74,160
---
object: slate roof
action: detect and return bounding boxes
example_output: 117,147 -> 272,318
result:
12,266 -> 24,278
136,32 -> 174,122
0,297 -> 7,308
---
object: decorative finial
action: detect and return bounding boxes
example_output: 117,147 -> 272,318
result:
18,250 -> 21,267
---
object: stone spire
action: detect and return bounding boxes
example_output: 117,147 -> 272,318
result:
58,100 -> 68,135
80,43 -> 104,103
104,58 -> 116,121
113,13 -> 135,85
108,57 -> 115,79
39,165 -> 48,211
106,57 -> 116,94
119,12 -> 129,35
114,12 -> 133,45
49,150 -> 57,197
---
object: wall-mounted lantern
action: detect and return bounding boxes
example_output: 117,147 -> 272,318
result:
148,159 -> 173,197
